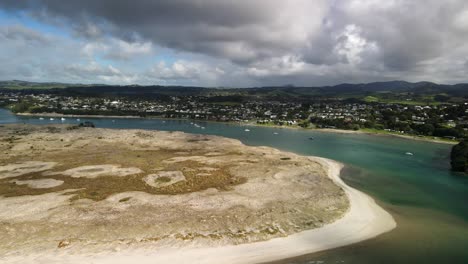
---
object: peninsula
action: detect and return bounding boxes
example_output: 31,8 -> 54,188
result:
0,124 -> 395,263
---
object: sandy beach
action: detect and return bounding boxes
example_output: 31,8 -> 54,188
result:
1,156 -> 396,264
314,128 -> 458,145
249,123 -> 457,145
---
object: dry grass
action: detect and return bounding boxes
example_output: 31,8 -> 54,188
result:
156,176 -> 172,182
0,141 -> 246,201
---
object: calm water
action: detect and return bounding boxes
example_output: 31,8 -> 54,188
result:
1,109 -> 468,263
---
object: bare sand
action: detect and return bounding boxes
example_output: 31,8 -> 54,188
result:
1,157 -> 396,264
10,178 -> 64,189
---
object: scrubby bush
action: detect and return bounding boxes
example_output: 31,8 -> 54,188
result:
451,141 -> 468,173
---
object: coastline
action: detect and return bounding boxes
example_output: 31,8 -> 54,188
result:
3,157 -> 396,264
314,128 -> 458,145
15,111 -> 457,145
245,123 -> 458,145
15,112 -> 142,119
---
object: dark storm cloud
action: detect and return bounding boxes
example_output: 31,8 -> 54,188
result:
0,0 -> 326,64
1,0 -> 468,86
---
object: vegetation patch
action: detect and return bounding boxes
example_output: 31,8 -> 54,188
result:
118,197 -> 131,202
0,137 -> 246,200
156,176 -> 172,182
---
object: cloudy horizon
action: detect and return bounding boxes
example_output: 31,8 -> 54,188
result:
1,0 -> 468,87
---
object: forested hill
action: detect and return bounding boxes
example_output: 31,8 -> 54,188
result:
1,80 -> 467,103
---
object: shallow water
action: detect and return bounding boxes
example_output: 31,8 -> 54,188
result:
1,109 -> 468,263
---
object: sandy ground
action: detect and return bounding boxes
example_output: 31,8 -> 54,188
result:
10,178 -> 64,189
49,165 -> 143,178
0,158 -> 396,264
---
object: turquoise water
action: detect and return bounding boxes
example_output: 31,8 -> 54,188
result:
1,109 -> 468,263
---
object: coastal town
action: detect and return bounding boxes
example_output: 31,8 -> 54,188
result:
1,91 -> 467,140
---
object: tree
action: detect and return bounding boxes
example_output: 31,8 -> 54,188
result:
298,120 -> 310,128
10,101 -> 32,113
451,141 -> 468,173
413,123 -> 434,135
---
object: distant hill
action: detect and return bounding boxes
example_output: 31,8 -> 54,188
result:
0,80 -> 104,90
1,80 -> 467,103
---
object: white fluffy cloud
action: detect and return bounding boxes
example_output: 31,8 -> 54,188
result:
81,39 -> 153,60
145,60 -> 224,85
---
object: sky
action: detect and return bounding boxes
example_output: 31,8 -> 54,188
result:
0,0 -> 468,87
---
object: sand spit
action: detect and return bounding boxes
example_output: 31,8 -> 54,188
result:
0,124 -> 395,263
0,158 -> 396,264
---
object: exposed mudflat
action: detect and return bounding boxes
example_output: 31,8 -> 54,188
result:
0,124 -> 348,257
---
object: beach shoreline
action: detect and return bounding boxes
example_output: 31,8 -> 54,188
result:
2,157 -> 396,264
313,128 -> 458,145
245,123 -> 457,145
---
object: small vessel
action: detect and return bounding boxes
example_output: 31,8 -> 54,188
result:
39,117 -> 44,120
49,118 -> 54,121
273,132 -> 279,135
61,117 -> 66,121
405,152 -> 414,156
244,129 -> 250,132
201,127 -> 205,129
76,118 -> 80,121
309,137 -> 314,140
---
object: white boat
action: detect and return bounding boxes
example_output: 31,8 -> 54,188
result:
76,118 -> 80,121
201,127 -> 205,129
61,117 -> 66,121
39,117 -> 44,120
405,152 -> 414,156
273,132 -> 279,135
244,129 -> 250,132
49,118 -> 54,121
